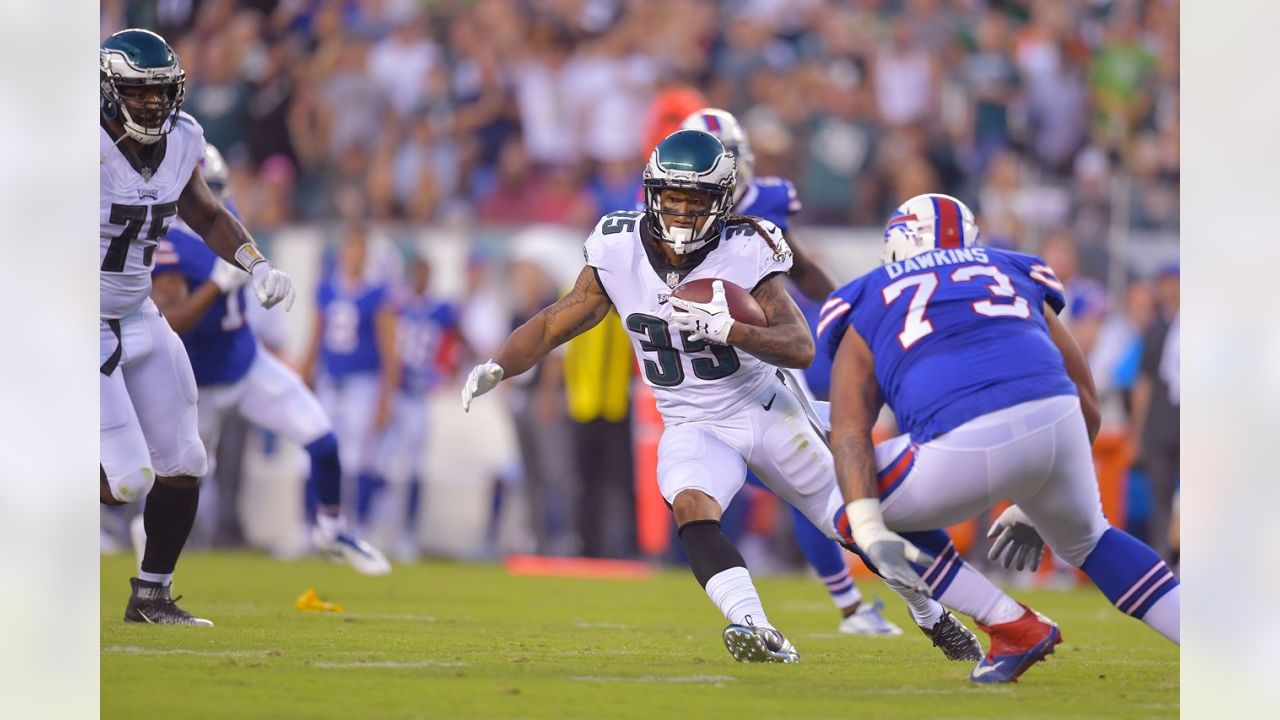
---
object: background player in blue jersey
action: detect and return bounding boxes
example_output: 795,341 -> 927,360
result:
370,256 -> 462,560
149,145 -> 389,576
682,108 -> 897,636
820,193 -> 1180,683
301,226 -> 401,533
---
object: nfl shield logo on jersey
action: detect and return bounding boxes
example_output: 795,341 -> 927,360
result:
666,271 -> 681,288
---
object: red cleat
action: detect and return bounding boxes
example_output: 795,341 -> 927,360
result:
970,604 -> 1062,683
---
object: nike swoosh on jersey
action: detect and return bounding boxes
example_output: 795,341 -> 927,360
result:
762,394 -> 776,411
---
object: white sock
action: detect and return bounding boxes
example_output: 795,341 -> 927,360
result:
935,562 -> 1024,625
138,571 -> 172,586
705,566 -> 772,629
895,584 -> 944,627
316,511 -> 346,539
1139,586 -> 1180,643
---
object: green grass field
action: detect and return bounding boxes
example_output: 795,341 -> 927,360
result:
101,553 -> 1178,719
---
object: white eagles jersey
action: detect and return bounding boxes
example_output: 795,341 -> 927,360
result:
584,212 -> 794,424
100,111 -> 205,319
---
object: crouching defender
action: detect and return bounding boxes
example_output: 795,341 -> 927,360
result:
464,130 -> 1040,664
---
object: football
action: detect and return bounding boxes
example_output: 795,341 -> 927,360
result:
672,277 -> 767,327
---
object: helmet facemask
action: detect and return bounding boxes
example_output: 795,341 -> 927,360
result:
102,73 -> 185,145
643,180 -> 733,255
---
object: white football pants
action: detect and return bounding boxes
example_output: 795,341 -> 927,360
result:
100,297 -> 207,502
657,371 -> 843,533
196,346 -> 333,477
875,394 -> 1109,567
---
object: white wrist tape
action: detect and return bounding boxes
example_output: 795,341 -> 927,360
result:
234,243 -> 266,272
845,498 -> 889,545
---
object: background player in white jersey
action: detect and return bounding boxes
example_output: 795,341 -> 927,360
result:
821,193 -> 1180,683
146,144 -> 389,575
462,131 -> 1029,664
681,108 -> 898,636
99,29 -> 294,625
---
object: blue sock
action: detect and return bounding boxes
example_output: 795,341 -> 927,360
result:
355,472 -> 386,526
790,505 -> 860,607
304,433 -> 342,509
406,476 -> 422,528
1081,527 -> 1178,619
899,530 -> 964,597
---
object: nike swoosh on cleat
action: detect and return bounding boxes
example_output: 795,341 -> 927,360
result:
136,610 -> 153,624
972,662 -> 1003,679
762,394 -> 776,411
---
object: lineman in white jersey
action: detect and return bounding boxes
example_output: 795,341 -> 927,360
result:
99,29 -> 295,625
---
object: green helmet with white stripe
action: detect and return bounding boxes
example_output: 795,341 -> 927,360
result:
100,29 -> 186,145
643,130 -> 737,255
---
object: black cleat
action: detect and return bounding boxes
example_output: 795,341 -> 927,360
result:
920,611 -> 983,661
123,578 -> 214,627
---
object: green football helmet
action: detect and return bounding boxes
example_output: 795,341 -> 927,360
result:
643,129 -> 737,255
100,29 -> 186,145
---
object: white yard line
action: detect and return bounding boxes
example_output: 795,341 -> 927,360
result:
310,660 -> 467,669
104,645 -> 274,658
570,675 -> 737,684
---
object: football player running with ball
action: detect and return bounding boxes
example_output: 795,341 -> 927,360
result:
100,29 -> 294,625
820,193 -> 1180,682
464,131 -> 1035,665
681,107 -> 899,636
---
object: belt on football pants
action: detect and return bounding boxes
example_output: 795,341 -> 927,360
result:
100,319 -> 122,376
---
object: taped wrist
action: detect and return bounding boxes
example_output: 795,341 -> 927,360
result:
678,519 -> 746,588
234,243 -> 266,272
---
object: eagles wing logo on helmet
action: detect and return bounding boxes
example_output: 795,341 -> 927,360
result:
680,108 -> 755,205
642,130 -> 737,256
100,29 -> 186,146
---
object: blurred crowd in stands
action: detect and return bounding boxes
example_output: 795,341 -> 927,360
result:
100,0 -> 1179,572
102,0 -> 1178,248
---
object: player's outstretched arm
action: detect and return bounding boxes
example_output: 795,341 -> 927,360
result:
463,266 -> 612,412
829,325 -> 933,595
177,167 -> 295,310
782,229 -> 836,302
1045,304 -> 1101,443
731,274 -> 815,368
495,266 -> 612,378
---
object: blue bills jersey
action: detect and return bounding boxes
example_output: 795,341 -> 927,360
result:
818,247 -> 1075,443
735,177 -> 802,232
395,293 -> 458,395
737,176 -> 834,397
152,215 -> 257,386
316,277 -> 388,379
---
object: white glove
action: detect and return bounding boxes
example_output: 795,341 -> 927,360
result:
462,360 -> 504,412
986,505 -> 1046,572
668,279 -> 735,345
209,258 -> 249,293
846,498 -> 934,596
249,260 -> 296,311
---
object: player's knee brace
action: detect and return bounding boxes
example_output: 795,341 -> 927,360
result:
107,465 -> 156,504
156,440 -> 208,480
678,519 -> 746,588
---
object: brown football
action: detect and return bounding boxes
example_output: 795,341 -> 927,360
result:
672,278 -> 768,327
